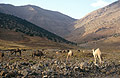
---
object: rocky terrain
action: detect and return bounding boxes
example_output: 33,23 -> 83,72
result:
0,49 -> 120,78
0,1 -> 120,78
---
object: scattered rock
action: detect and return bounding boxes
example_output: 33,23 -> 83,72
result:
0,70 -> 7,76
109,68 -> 116,73
0,50 -> 120,78
21,62 -> 29,66
74,67 -> 80,71
80,62 -> 88,69
106,71 -> 110,75
20,69 -> 29,77
43,75 -> 48,78
31,64 -> 42,70
5,71 -> 17,77
30,71 -> 38,76
101,69 -> 106,73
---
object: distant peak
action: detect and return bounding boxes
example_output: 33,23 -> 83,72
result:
25,4 -> 36,7
25,4 -> 42,9
0,3 -> 14,6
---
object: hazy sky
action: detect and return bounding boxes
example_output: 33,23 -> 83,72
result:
0,0 -> 117,19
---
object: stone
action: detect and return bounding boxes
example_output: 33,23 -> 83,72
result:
109,68 -> 116,73
64,72 -> 68,76
80,62 -> 88,69
74,67 -> 80,71
6,63 -> 9,67
21,62 -> 29,66
101,69 -> 106,73
18,71 -> 21,74
84,67 -> 89,72
54,60 -> 58,65
22,67 -> 25,69
16,64 -> 20,69
12,65 -> 15,70
31,65 -> 41,70
106,71 -> 110,75
47,69 -> 53,74
30,71 -> 38,76
43,75 -> 48,78
0,70 -> 6,76
5,71 -> 17,77
21,69 -> 28,77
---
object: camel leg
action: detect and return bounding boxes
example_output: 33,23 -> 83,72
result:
15,52 -> 17,56
11,51 -> 14,55
19,51 -> 21,56
98,55 -> 102,64
32,53 -> 34,57
66,55 -> 69,60
40,56 -> 41,59
94,56 -> 97,65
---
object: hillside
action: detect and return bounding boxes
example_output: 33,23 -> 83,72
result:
0,28 -> 75,49
0,12 -> 76,49
66,0 -> 120,48
0,4 -> 76,37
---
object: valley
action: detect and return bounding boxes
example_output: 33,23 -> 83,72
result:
0,0 -> 120,78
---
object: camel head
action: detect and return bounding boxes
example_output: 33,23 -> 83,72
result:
92,49 -> 95,53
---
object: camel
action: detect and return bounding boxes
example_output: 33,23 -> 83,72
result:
92,48 -> 102,65
32,50 -> 44,59
66,50 -> 73,60
0,52 -> 4,57
0,51 -> 4,62
10,48 -> 21,56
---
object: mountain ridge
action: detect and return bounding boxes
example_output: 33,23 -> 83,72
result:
66,0 -> 120,48
0,4 -> 76,37
0,12 -> 75,45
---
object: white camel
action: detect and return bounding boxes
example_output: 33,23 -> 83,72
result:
92,48 -> 102,65
66,50 -> 73,60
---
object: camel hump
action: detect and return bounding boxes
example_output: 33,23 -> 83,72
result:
96,48 -> 101,54
96,48 -> 100,51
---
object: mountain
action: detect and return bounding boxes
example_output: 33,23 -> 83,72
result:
0,4 -> 76,37
66,0 -> 120,48
0,12 -> 76,49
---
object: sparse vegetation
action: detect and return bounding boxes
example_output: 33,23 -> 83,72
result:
0,49 -> 120,78
0,12 -> 76,45
0,1 -> 120,78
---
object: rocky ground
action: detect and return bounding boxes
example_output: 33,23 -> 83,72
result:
0,49 -> 120,78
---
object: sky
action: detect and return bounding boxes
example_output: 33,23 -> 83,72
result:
0,0 -> 117,19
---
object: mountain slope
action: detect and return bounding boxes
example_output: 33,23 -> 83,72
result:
0,27 -> 76,49
0,12 -> 75,48
0,4 -> 76,37
66,0 -> 120,46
